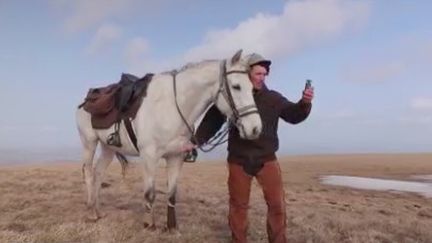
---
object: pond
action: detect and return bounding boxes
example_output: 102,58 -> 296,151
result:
320,175 -> 432,198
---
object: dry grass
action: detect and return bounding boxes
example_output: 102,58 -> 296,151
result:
1,153 -> 432,242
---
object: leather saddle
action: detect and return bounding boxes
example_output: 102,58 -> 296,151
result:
79,73 -> 154,130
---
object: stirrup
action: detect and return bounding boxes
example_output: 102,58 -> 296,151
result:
107,131 -> 122,147
183,148 -> 197,163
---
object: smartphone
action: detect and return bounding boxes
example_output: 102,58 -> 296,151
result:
305,79 -> 312,89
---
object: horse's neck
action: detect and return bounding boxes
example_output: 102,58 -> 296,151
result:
174,62 -> 220,129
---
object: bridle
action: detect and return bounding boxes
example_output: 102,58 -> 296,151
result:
217,60 -> 259,126
172,60 -> 259,152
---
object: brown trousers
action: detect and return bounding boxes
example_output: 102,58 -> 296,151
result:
228,161 -> 286,243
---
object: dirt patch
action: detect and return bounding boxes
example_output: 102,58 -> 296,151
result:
0,153 -> 431,242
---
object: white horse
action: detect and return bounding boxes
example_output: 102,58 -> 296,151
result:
75,50 -> 262,230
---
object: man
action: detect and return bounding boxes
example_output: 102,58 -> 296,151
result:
185,53 -> 314,243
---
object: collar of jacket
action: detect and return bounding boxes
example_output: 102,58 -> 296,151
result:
253,84 -> 269,96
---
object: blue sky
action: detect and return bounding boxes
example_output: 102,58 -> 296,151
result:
0,0 -> 431,160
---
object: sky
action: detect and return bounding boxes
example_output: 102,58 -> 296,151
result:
0,0 -> 431,161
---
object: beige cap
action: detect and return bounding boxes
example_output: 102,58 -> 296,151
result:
246,53 -> 271,67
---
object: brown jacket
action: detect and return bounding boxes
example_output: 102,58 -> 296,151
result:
195,84 -> 312,164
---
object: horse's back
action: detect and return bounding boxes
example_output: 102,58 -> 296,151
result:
76,72 -> 191,156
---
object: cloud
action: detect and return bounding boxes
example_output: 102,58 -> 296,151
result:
398,116 -> 432,126
86,24 -> 122,55
52,0 -> 190,33
0,125 -> 60,132
341,36 -> 432,83
411,97 -> 432,111
311,109 -> 394,128
416,41 -> 432,66
123,36 -> 191,74
396,97 -> 432,127
123,37 -> 165,74
183,0 -> 370,62
54,0 -> 136,33
325,110 -> 357,120
124,37 -> 150,61
343,61 -> 406,83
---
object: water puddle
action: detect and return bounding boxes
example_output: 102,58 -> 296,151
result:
321,175 -> 432,198
410,175 -> 432,181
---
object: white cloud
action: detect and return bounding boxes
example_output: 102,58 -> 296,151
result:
343,61 -> 406,83
124,37 -> 150,61
86,24 -> 122,55
416,41 -> 432,66
183,0 -> 370,62
0,125 -> 60,132
312,109 -> 392,127
341,37 -> 432,83
52,0 -> 137,33
396,97 -> 432,127
399,116 -> 432,126
326,110 -> 357,120
411,97 -> 432,111
123,37 -> 164,74
52,0 -> 190,33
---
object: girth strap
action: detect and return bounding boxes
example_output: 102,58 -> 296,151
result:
123,118 -> 139,152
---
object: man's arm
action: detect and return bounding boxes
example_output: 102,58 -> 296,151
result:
193,105 -> 226,146
277,95 -> 312,124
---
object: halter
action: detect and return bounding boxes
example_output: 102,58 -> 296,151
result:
172,60 -> 259,152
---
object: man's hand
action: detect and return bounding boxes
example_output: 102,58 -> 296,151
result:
302,87 -> 314,103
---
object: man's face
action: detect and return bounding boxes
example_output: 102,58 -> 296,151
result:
249,64 -> 268,90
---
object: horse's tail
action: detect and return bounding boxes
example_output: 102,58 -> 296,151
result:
115,152 -> 129,179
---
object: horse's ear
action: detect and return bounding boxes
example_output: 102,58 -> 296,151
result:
231,49 -> 243,65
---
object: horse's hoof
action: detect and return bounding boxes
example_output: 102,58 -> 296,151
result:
101,182 -> 111,188
142,212 -> 155,229
84,215 -> 100,223
163,227 -> 181,235
143,223 -> 156,231
85,208 -> 105,222
96,212 -> 106,218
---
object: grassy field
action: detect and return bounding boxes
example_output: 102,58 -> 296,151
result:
1,153 -> 431,243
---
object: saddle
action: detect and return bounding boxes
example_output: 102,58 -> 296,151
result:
78,73 -> 154,148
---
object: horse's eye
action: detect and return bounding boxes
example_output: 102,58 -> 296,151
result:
232,84 -> 241,91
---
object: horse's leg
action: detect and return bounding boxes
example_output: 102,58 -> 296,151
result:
88,144 -> 115,221
165,155 -> 183,231
78,129 -> 98,208
141,149 -> 158,229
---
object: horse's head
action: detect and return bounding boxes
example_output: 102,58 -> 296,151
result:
214,49 -> 262,140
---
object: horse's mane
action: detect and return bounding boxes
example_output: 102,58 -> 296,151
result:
161,59 -> 219,75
